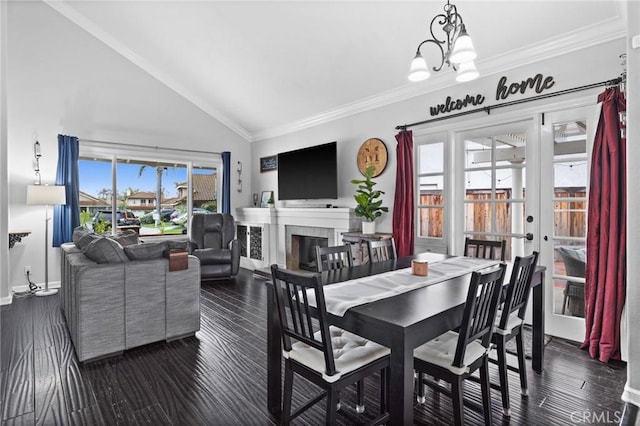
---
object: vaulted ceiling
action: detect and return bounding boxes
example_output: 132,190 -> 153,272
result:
45,1 -> 626,142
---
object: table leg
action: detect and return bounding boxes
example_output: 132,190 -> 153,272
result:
388,342 -> 414,425
532,270 -> 545,373
267,285 -> 282,419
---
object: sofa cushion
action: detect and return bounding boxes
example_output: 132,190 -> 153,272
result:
72,226 -> 90,245
124,241 -> 168,261
83,237 -> 129,264
111,230 -> 140,247
193,248 -> 231,264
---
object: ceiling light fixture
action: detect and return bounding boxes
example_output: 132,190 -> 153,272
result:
408,0 -> 478,83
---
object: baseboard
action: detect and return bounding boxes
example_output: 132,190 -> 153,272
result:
0,293 -> 13,306
11,281 -> 61,294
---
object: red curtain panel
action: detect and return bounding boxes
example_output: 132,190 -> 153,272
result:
582,86 -> 627,362
393,130 -> 414,257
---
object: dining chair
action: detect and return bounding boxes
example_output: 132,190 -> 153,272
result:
491,251 -> 539,417
270,265 -> 390,425
314,244 -> 368,412
315,245 -> 353,272
414,263 -> 507,426
367,238 -> 397,263
464,237 -> 507,261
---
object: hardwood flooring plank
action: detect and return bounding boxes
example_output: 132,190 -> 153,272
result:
0,267 -> 628,425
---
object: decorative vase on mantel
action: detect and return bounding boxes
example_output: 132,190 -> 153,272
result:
362,221 -> 376,235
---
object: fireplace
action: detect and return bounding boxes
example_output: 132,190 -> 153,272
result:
292,235 -> 328,271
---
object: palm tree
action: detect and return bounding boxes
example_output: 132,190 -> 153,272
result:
139,165 -> 167,227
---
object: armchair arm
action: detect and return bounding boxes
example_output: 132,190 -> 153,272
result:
229,239 -> 240,276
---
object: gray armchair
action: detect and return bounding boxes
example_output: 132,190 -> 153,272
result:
558,246 -> 586,317
189,213 -> 240,279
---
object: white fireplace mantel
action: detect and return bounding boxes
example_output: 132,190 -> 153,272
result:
235,207 -> 360,269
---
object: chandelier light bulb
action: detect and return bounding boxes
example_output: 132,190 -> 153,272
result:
455,60 -> 479,82
449,25 -> 477,64
408,52 -> 431,82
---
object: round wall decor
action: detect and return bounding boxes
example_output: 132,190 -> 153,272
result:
357,138 -> 388,177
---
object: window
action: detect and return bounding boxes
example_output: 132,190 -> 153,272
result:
79,142 -> 221,237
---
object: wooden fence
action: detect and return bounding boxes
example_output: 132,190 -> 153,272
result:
418,189 -> 586,239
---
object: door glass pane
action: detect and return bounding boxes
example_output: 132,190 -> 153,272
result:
551,119 -> 587,317
418,176 -> 444,205
465,202 -> 492,233
418,207 -> 443,238
419,142 -> 444,174
465,139 -> 491,169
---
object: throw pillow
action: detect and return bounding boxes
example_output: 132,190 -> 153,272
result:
83,237 -> 129,264
124,241 -> 168,261
72,226 -> 90,246
76,233 -> 100,251
111,229 -> 139,247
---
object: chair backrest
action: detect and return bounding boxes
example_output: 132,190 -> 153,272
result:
463,237 -> 506,261
315,245 -> 353,272
499,252 -> 539,327
557,247 -> 586,278
190,214 -> 235,250
453,264 -> 507,368
367,238 -> 397,263
270,264 -> 336,375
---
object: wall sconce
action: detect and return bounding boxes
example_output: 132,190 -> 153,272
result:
237,161 -> 243,192
33,141 -> 42,185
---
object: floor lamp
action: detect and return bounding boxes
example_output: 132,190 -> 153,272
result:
26,184 -> 67,297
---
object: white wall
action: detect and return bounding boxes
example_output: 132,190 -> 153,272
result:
3,1 -> 252,301
252,40 -> 624,237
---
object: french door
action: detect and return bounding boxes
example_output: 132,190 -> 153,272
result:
540,105 -> 599,342
454,120 -> 539,261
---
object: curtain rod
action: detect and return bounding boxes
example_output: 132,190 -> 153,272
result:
395,77 -> 622,131
79,138 -> 222,156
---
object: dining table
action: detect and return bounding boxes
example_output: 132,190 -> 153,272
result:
265,252 -> 546,425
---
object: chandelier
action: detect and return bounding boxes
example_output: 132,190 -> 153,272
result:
408,0 -> 479,83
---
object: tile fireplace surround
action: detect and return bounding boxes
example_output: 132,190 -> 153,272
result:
234,207 -> 360,270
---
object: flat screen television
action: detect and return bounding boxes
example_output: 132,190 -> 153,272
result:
277,142 -> 338,200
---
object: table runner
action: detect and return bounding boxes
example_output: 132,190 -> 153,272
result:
314,256 -> 501,316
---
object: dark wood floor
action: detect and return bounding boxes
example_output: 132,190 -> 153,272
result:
1,268 -> 627,425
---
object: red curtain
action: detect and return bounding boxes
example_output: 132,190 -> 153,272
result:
582,86 -> 626,362
393,130 -> 414,257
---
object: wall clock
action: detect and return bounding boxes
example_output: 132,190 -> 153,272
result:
357,138 -> 388,177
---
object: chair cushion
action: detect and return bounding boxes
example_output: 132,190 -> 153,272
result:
413,330 -> 488,375
285,326 -> 390,383
123,241 -> 168,261
494,309 -> 524,336
83,237 -> 130,264
193,248 -> 231,265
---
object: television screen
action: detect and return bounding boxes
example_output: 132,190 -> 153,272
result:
277,142 -> 338,200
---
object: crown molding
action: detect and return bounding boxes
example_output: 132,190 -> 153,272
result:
251,16 -> 625,142
44,0 -> 252,142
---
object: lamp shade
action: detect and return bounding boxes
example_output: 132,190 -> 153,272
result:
26,185 -> 67,205
449,25 -> 477,64
408,52 -> 430,82
455,60 -> 479,82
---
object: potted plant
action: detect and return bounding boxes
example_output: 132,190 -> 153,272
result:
351,165 -> 388,234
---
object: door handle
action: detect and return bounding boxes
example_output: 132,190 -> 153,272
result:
513,233 -> 534,240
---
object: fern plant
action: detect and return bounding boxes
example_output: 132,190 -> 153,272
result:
351,166 -> 388,222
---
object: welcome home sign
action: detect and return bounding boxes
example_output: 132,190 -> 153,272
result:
429,73 -> 556,117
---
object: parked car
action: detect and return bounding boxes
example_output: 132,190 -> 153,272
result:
139,209 -> 178,224
92,210 -> 141,229
171,208 -> 214,226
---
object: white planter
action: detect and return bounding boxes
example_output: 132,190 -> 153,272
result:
362,221 -> 376,234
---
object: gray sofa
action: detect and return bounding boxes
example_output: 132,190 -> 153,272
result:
60,236 -> 201,362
